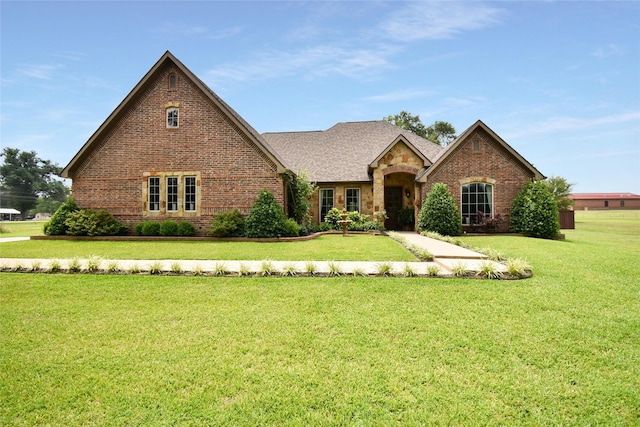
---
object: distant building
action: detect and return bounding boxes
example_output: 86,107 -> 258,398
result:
569,193 -> 640,210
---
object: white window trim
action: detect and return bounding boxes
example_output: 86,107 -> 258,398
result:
166,107 -> 179,128
319,188 -> 335,222
345,188 -> 361,212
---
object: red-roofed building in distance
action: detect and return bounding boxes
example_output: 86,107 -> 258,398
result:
569,193 -> 640,210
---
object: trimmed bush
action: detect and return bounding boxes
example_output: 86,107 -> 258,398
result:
44,197 -> 79,235
418,183 -> 462,236
209,209 -> 245,237
64,209 -> 128,236
510,180 -> 560,239
177,221 -> 196,237
141,221 -> 161,236
282,218 -> 301,237
159,220 -> 178,236
245,190 -> 287,238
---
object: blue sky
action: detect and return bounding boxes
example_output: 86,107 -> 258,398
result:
2,1 -> 639,193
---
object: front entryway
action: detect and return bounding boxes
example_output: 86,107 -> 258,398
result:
384,186 -> 403,230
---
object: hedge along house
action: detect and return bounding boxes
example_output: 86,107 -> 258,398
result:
263,120 -> 545,230
62,51 -> 545,233
60,51 -> 289,234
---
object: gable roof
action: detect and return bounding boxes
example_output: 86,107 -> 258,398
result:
61,51 -> 288,178
262,120 -> 444,182
418,120 -> 545,182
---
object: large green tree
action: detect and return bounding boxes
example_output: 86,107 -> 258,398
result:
384,111 -> 456,146
384,111 -> 428,139
543,176 -> 574,210
0,148 -> 67,219
510,180 -> 560,239
425,121 -> 457,146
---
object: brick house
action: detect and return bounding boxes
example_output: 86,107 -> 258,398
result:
569,193 -> 640,210
61,51 -> 545,233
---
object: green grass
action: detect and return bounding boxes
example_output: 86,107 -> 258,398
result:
0,234 -> 416,262
1,211 -> 639,425
0,220 -> 45,237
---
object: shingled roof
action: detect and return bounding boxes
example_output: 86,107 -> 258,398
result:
262,120 -> 444,182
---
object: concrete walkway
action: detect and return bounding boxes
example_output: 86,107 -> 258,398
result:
0,233 -> 505,277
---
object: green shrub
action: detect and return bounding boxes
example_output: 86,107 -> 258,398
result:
177,221 -> 196,237
245,190 -> 287,238
209,209 -> 245,237
44,197 -> 79,235
64,209 -> 128,236
159,220 -> 178,236
141,221 -> 161,236
134,222 -> 145,236
510,180 -> 560,239
323,208 -> 380,232
418,183 -> 462,236
282,218 -> 301,237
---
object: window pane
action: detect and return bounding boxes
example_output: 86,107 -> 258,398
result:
184,176 -> 196,211
320,189 -> 334,222
460,182 -> 493,224
167,177 -> 178,211
167,108 -> 179,127
346,188 -> 360,212
149,177 -> 160,211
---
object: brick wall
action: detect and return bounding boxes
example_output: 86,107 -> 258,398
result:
68,62 -> 284,235
423,128 -> 536,224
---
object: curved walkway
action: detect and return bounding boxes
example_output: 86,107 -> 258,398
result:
0,233 -> 506,277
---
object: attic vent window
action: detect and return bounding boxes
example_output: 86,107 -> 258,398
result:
473,139 -> 481,151
166,107 -> 179,128
168,73 -> 177,89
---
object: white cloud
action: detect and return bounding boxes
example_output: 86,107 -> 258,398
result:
206,44 -> 394,86
380,2 -> 505,41
16,63 -> 63,80
363,89 -> 434,102
591,44 -> 623,59
506,111 -> 640,139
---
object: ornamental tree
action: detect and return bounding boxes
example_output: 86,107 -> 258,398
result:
418,183 -> 462,236
510,180 -> 560,239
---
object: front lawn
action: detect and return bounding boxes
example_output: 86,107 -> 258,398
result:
0,234 -> 416,262
1,211 -> 638,425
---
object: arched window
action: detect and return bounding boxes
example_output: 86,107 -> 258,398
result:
461,182 -> 493,224
168,73 -> 177,89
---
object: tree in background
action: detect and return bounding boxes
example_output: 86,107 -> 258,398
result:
0,148 -> 68,219
418,183 -> 462,236
425,121 -> 457,146
510,180 -> 560,239
384,111 -> 428,138
543,176 -> 574,210
384,111 -> 456,146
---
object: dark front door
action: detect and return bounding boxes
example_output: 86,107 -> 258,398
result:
384,187 -> 403,230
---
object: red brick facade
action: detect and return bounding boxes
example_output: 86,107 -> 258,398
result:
421,127 -> 541,228
63,54 -> 285,235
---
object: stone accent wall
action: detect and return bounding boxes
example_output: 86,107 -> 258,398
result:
372,141 -> 424,213
312,183 -> 374,222
68,63 -> 284,235
423,128 -> 536,223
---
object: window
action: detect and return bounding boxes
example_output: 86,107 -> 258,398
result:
621,200 -> 625,208
604,200 -> 609,208
473,139 -> 481,151
167,177 -> 178,211
319,189 -> 334,222
185,176 -> 196,211
167,107 -> 179,128
168,73 -> 177,89
461,182 -> 493,224
346,188 -> 360,212
149,177 -> 160,211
